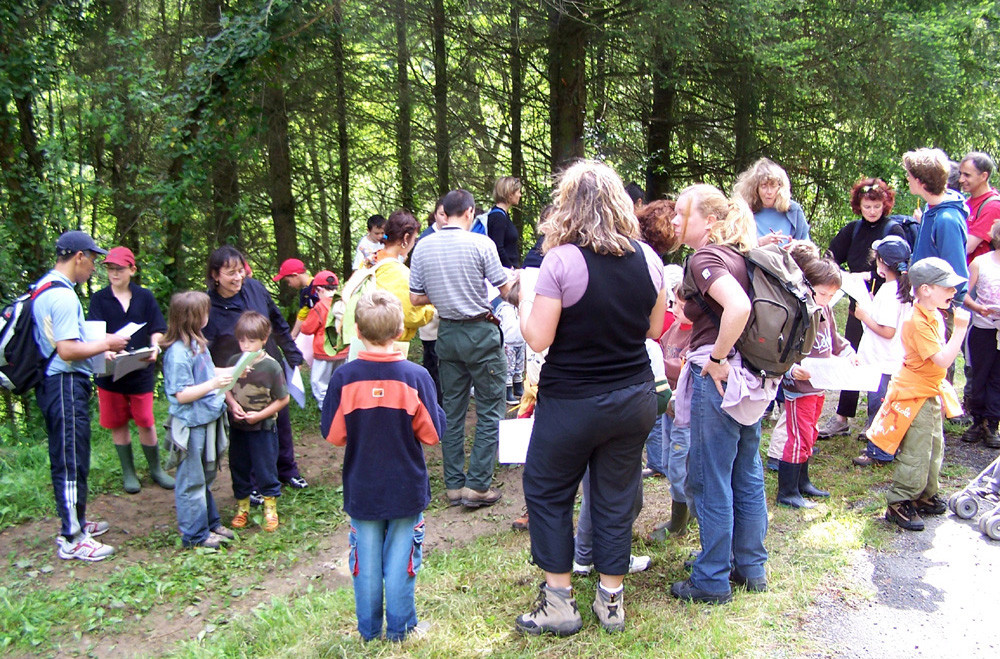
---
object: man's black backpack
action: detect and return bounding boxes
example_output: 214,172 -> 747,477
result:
684,244 -> 822,378
852,214 -> 919,251
0,280 -> 70,395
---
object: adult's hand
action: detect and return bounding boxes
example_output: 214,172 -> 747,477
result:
700,359 -> 730,395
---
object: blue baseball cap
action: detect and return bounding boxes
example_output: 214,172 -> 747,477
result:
871,235 -> 911,272
55,231 -> 107,258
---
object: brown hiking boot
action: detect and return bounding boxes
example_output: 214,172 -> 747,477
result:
511,508 -> 529,531
885,500 -> 924,531
461,487 -> 501,508
592,584 -> 626,632
515,583 -> 582,636
913,494 -> 946,516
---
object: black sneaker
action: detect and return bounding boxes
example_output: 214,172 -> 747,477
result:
913,494 -> 946,516
283,476 -> 308,489
885,500 -> 925,531
670,578 -> 732,605
249,491 -> 264,507
730,569 -> 768,592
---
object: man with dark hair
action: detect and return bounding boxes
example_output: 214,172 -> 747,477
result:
409,189 -> 512,509
34,231 -> 129,562
903,148 -> 969,299
959,151 -> 1000,264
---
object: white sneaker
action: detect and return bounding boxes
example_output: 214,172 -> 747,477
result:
57,534 -> 114,562
81,520 -> 109,537
628,554 -> 651,573
572,561 -> 593,575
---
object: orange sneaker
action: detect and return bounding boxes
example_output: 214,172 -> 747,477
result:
262,496 -> 279,532
231,498 -> 250,529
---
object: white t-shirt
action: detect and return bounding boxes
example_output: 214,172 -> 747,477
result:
857,279 -> 911,374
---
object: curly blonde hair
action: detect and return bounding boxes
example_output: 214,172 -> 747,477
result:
733,158 -> 792,213
541,160 -> 639,256
675,184 -> 758,253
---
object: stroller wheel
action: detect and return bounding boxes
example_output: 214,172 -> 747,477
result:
948,492 -> 961,514
981,514 -> 1000,541
954,495 -> 979,520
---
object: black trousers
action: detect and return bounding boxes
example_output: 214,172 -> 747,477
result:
964,326 -> 1000,420
523,380 -> 655,576
836,309 -> 864,417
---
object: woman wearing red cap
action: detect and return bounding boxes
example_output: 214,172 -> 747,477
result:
86,246 -> 173,493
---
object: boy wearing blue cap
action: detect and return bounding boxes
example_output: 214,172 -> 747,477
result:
34,231 -> 129,561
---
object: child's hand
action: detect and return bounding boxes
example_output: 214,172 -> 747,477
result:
243,411 -> 262,425
791,366 -> 810,381
954,308 -> 971,331
214,373 -> 233,390
228,401 -> 247,420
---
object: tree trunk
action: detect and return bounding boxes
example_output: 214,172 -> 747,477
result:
646,45 -> 676,202
106,0 -> 142,244
211,151 -> 241,246
0,97 -> 46,284
547,1 -> 587,171
333,0 -> 351,279
264,81 -> 297,309
732,61 -> 757,173
432,0 -> 449,196
395,0 -> 414,210
510,1 -> 525,237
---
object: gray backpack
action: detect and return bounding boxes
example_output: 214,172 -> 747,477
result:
685,244 -> 822,378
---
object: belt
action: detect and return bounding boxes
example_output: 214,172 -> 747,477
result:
442,313 -> 491,323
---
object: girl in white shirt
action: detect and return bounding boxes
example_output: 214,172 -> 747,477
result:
853,236 -> 912,466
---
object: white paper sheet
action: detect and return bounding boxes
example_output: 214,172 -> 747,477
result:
218,350 -> 263,393
283,360 -> 306,409
799,356 -> 883,392
498,417 -> 534,464
84,320 -> 107,374
115,321 -> 146,338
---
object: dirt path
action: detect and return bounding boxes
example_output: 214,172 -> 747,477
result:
804,439 -> 1000,658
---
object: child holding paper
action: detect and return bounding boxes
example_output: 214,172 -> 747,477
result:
852,236 -> 913,467
775,242 -> 854,508
225,311 -> 290,533
867,258 -> 969,531
161,291 -> 234,549
86,246 -> 172,494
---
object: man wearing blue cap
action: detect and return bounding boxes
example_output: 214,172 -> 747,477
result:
34,230 -> 129,562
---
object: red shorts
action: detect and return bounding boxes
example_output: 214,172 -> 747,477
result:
97,389 -> 156,429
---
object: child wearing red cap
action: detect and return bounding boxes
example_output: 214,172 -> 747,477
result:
300,271 -> 347,406
86,246 -> 172,494
273,258 -> 315,340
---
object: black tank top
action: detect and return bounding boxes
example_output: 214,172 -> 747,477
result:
539,241 -> 657,398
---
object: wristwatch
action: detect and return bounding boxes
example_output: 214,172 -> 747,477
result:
708,354 -> 725,364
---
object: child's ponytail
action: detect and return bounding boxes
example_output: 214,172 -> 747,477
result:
896,269 -> 913,304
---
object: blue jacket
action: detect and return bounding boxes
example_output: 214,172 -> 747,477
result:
203,277 -> 303,368
912,190 -> 969,299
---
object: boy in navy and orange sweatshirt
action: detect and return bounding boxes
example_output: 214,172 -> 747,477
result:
320,289 -> 445,642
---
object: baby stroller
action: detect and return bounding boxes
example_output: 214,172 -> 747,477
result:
948,452 -> 1000,541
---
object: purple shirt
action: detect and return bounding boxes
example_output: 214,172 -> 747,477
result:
536,241 -> 664,306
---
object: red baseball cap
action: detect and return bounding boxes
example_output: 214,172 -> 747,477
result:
311,270 -> 339,287
104,246 -> 136,268
273,258 -> 306,281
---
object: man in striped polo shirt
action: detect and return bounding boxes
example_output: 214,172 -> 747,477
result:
410,189 -> 512,508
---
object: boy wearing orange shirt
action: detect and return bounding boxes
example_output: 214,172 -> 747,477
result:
867,257 -> 970,531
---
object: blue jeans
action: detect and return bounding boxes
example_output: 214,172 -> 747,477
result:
349,514 -> 425,641
175,425 -> 222,546
662,414 -> 691,504
687,370 -> 768,593
865,373 -> 894,462
644,413 -> 666,475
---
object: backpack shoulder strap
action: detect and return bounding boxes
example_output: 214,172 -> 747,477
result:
973,194 -> 1000,222
30,279 -> 70,300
